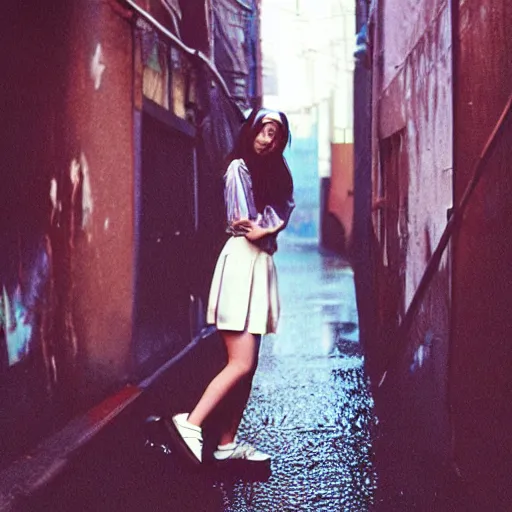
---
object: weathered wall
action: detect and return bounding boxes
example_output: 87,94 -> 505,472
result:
0,0 -> 136,463
64,1 -> 135,390
369,0 -> 454,505
0,0 -> 251,468
451,0 -> 512,507
0,1 -> 75,463
378,1 -> 452,310
369,0 -> 453,373
382,0 -> 446,90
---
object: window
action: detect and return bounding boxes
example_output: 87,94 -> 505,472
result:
136,19 -> 196,119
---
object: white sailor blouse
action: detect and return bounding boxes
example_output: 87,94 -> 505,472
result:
223,158 -> 294,254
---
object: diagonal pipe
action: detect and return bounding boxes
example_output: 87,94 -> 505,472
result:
122,0 -> 234,100
378,93 -> 512,388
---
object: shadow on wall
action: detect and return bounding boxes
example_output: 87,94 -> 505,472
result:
320,177 -> 348,255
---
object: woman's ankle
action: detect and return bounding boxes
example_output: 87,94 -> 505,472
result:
185,413 -> 202,428
218,435 -> 236,446
217,441 -> 237,450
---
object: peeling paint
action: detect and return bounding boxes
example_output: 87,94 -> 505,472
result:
411,344 -> 426,371
410,329 -> 436,372
49,178 -> 60,225
70,158 -> 80,187
71,153 -> 94,241
91,43 -> 106,90
80,153 -> 93,228
400,7 -> 452,307
50,178 -> 58,210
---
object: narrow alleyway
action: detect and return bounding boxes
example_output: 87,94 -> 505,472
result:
230,238 -> 376,511
26,239 -> 377,512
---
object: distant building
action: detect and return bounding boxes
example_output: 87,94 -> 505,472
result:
261,0 -> 355,254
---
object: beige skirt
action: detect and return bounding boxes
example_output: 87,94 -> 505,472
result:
206,236 -> 280,334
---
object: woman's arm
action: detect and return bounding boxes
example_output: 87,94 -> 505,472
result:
224,159 -> 258,235
232,199 -> 295,241
259,199 -> 295,233
231,219 -> 279,241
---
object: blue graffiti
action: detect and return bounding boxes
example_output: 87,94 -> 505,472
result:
2,286 -> 33,366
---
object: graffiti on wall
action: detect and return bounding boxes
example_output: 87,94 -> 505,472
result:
1,286 -> 33,366
0,236 -> 52,371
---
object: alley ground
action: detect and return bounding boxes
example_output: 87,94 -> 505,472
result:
24,238 -> 378,511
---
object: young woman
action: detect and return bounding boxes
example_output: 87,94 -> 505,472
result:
170,108 -> 294,464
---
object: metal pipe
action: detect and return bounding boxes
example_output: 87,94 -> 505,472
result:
122,0 -> 233,99
378,92 -> 512,388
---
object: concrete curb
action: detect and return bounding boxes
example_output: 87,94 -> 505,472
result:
0,326 -> 217,511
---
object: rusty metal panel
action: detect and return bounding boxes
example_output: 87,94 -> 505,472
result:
451,0 -> 512,506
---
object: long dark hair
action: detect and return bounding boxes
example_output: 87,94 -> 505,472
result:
227,108 -> 294,217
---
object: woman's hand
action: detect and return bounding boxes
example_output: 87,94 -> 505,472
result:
231,219 -> 281,241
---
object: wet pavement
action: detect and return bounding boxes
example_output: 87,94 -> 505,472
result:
234,239 -> 376,511
24,238 -> 378,511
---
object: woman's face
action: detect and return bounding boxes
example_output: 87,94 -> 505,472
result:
253,121 -> 280,155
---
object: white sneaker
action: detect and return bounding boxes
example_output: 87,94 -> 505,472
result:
171,413 -> 203,463
213,441 -> 270,463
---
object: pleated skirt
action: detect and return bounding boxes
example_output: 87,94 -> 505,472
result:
206,236 -> 280,335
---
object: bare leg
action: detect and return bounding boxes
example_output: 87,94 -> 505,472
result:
187,330 -> 260,440
217,333 -> 260,445
217,377 -> 254,445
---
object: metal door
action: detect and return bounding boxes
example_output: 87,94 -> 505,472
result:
134,111 -> 196,369
378,131 -> 409,335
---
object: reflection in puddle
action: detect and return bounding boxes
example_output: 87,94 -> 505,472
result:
322,321 -> 362,357
211,241 -> 377,511
143,241 -> 378,511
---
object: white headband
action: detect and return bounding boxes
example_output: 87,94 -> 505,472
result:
261,112 -> 283,125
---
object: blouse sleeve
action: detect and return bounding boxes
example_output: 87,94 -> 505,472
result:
224,159 -> 258,235
258,199 -> 295,232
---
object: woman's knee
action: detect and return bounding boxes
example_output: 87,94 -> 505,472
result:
229,359 -> 258,380
222,330 -> 260,380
